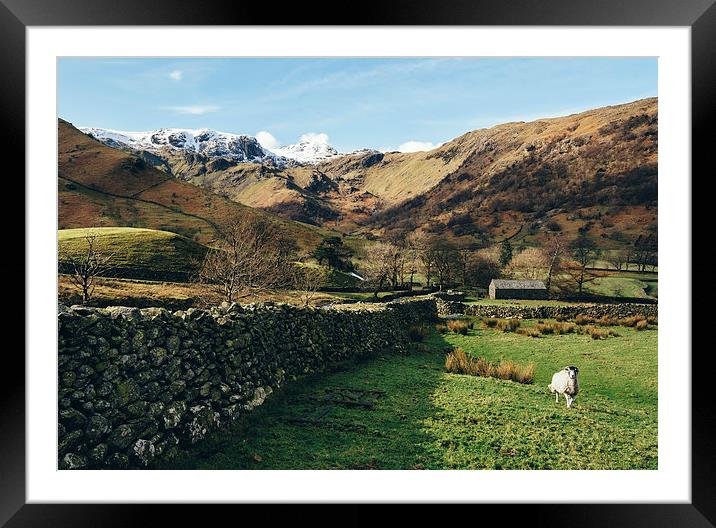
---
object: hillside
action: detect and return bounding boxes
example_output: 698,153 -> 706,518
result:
364,98 -> 658,248
58,227 -> 207,281
371,99 -> 658,241
58,119 -> 332,250
65,98 -> 658,251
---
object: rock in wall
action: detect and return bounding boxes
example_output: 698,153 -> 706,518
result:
57,299 -> 437,469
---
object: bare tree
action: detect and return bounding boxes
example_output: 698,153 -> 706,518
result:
563,234 -> 602,295
608,249 -> 629,271
420,243 -> 437,289
60,233 -> 116,304
631,233 -> 658,272
363,242 -> 398,298
543,234 -> 563,293
291,265 -> 324,307
504,247 -> 549,280
195,217 -> 295,303
561,261 -> 604,295
464,254 -> 501,288
432,239 -> 460,291
404,231 -> 425,290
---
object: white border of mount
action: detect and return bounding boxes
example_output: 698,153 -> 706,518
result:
26,26 -> 690,503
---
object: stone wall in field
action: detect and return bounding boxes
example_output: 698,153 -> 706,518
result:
435,300 -> 657,320
57,298 -> 437,469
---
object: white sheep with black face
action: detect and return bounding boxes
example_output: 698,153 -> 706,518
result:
549,366 -> 580,408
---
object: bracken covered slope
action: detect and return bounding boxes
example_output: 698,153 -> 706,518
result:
355,97 -> 658,247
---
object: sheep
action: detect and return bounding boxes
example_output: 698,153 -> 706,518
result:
548,366 -> 580,408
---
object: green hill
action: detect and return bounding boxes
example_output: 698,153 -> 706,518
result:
58,227 -> 207,282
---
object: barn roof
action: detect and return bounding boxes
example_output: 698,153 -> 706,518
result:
490,279 -> 547,290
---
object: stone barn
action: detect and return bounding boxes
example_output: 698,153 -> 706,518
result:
488,279 -> 548,300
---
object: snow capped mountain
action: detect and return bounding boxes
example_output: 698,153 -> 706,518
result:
81,127 -> 277,164
81,127 -> 341,165
270,133 -> 339,164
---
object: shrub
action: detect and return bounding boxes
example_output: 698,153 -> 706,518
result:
447,319 -> 470,335
481,318 -> 499,328
444,348 -> 534,384
408,325 -> 429,342
496,319 -> 521,333
646,315 -> 658,326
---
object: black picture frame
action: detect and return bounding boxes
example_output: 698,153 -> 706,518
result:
2,0 -> 707,525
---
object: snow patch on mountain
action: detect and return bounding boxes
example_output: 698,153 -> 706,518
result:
81,126 -> 342,166
80,127 -> 276,163
270,133 -> 340,164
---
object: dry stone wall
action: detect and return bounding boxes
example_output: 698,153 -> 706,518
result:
58,299 -> 437,469
435,299 -> 657,320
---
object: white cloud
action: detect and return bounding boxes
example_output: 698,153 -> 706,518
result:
164,104 -> 220,115
168,70 -> 183,81
398,140 -> 437,153
298,132 -> 330,144
256,131 -> 279,149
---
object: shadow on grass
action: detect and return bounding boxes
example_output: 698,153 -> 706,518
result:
156,329 -> 453,470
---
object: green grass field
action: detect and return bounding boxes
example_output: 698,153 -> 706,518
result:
161,318 -> 657,470
586,275 -> 656,299
58,227 -> 207,281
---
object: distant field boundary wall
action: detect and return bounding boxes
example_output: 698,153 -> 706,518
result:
58,264 -> 194,283
435,300 -> 657,320
57,298 -> 437,469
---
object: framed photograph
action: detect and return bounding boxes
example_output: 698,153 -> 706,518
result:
4,0 -> 708,524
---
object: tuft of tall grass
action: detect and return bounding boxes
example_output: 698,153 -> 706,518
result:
583,326 -> 620,339
444,348 -> 535,384
481,318 -> 498,328
447,319 -> 470,335
635,319 -> 649,331
496,319 -> 521,333
596,316 -> 619,327
619,315 -> 647,328
575,314 -> 596,326
517,327 -> 541,338
435,323 -> 448,334
495,359 -> 536,384
534,321 -> 577,335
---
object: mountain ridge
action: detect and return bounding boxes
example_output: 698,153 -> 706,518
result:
80,126 -> 341,166
65,97 -> 658,248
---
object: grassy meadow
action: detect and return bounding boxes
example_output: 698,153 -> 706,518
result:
160,317 -> 657,470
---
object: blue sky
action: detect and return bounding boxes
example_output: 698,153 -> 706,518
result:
58,57 -> 657,153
